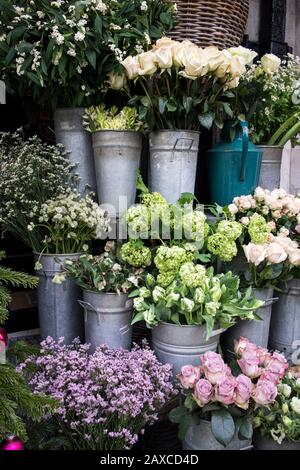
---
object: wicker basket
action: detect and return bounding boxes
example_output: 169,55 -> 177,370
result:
167,0 -> 249,49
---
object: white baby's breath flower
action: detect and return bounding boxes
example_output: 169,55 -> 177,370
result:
74,31 -> 85,42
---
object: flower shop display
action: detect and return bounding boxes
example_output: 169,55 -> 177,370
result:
63,241 -> 144,351
253,368 -> 300,449
0,130 -> 75,248
130,250 -> 263,376
169,338 -> 287,450
231,54 -> 300,189
18,338 -> 176,450
208,120 -> 263,206
122,38 -> 257,202
83,105 -> 142,216
168,0 -> 249,49
31,191 -> 110,344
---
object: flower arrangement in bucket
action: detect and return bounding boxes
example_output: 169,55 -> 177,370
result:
169,337 -> 288,450
253,368 -> 300,449
18,338 -> 176,450
0,0 -> 176,107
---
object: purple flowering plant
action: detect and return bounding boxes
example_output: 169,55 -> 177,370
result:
18,338 -> 176,450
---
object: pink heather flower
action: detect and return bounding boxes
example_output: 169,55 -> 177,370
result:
252,378 -> 278,405
234,374 -> 254,410
201,351 -> 227,385
179,365 -> 201,389
193,379 -> 213,407
215,375 -> 236,405
238,351 -> 261,379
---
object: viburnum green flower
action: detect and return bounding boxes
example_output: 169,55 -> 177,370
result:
207,233 -> 238,262
120,241 -> 152,267
248,214 -> 271,244
140,192 -> 169,209
157,271 -> 176,288
154,245 -> 193,273
126,205 -> 149,237
182,210 -> 209,242
179,262 -> 207,288
216,220 -> 243,240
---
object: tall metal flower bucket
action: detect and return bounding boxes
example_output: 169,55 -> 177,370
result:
269,280 -> 300,362
78,290 -> 133,353
54,107 -> 97,196
149,131 -> 200,204
151,322 -> 224,378
221,288 -> 277,355
35,253 -> 84,344
183,420 -> 252,450
257,146 -> 283,190
253,432 -> 300,450
92,131 -> 142,217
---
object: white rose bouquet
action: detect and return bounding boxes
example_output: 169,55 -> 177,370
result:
28,190 -> 110,254
122,38 -> 257,130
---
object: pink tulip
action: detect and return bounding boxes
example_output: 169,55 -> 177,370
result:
201,351 -> 227,385
215,375 -> 236,405
253,378 -> 278,405
234,374 -> 254,410
193,379 -> 213,407
179,365 -> 202,389
237,351 -> 261,379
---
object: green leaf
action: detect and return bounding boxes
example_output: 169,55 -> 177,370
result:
211,409 -> 236,447
86,49 -> 96,69
7,25 -> 27,44
177,192 -> 196,206
223,102 -> 234,118
94,15 -> 103,35
238,416 -> 253,441
198,112 -> 214,130
166,101 -> 177,112
169,406 -> 188,424
131,311 -> 145,325
158,97 -> 167,114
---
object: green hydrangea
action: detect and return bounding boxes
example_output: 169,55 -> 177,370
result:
179,262 -> 207,288
216,220 -> 243,241
120,241 -> 152,268
154,245 -> 192,273
157,271 -> 176,287
140,192 -> 168,209
126,205 -> 149,237
182,210 -> 209,242
207,233 -> 238,262
248,214 -> 271,244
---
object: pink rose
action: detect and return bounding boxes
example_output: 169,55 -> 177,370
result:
262,352 -> 288,383
201,351 -> 227,385
194,379 -> 213,407
256,347 -> 271,366
243,243 -> 267,266
234,337 -> 252,355
266,242 -> 288,264
179,365 -> 201,389
228,204 -> 238,215
252,378 -> 278,405
238,351 -> 261,379
234,374 -> 254,410
215,375 -> 236,405
241,217 -> 250,226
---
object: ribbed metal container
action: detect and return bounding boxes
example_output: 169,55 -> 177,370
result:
151,322 -> 223,378
54,107 -> 97,196
92,130 -> 142,217
253,432 -> 300,450
35,253 -> 84,344
257,146 -> 283,190
183,420 -> 252,450
149,131 -> 200,203
222,288 -> 276,355
78,290 -> 133,353
269,279 -> 300,362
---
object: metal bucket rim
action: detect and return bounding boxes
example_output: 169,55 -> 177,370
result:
257,144 -> 284,149
54,106 -> 85,112
93,129 -> 141,135
150,130 -> 200,136
156,322 -> 212,330
83,289 -> 129,298
34,252 -> 85,257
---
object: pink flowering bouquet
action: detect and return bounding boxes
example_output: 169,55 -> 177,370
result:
169,337 -> 288,447
18,338 -> 176,450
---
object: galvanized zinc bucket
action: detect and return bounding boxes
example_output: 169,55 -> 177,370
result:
222,288 -> 277,355
269,279 -> 300,362
183,420 -> 252,450
35,253 -> 84,344
149,131 -> 200,204
151,322 -> 224,378
92,131 -> 142,217
253,432 -> 300,450
54,107 -> 97,196
78,290 -> 133,352
257,146 -> 283,190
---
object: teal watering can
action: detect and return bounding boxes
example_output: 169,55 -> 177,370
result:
207,121 -> 263,206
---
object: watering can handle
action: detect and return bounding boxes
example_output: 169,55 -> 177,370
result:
239,121 -> 249,182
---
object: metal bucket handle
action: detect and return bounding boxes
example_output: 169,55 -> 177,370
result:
78,300 -> 132,332
239,121 -> 249,182
285,286 -> 300,296
263,297 -> 279,307
171,138 -> 194,162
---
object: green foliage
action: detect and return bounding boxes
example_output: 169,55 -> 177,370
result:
83,104 -> 141,132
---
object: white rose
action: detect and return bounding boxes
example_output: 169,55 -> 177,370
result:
153,37 -> 175,50
291,397 -> 300,415
122,55 -> 140,79
261,54 -> 281,73
138,51 -> 157,75
228,46 -> 257,65
226,77 -> 240,89
266,242 -> 288,264
243,243 -> 267,266
179,47 -> 208,79
172,40 -> 196,67
214,50 -> 231,78
289,249 -> 300,266
278,383 -> 292,398
155,46 -> 173,69
107,72 -> 126,90
229,56 -> 247,78
203,46 -> 223,72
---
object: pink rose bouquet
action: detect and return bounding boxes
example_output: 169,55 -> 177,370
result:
170,337 -> 288,448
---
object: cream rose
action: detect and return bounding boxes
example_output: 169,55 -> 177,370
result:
228,46 -> 257,65
289,249 -> 300,266
155,46 -> 173,69
122,55 -> 140,79
261,53 -> 281,73
266,242 -> 288,264
107,72 -> 127,90
153,37 -> 175,50
243,243 -> 267,266
138,51 -> 157,76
